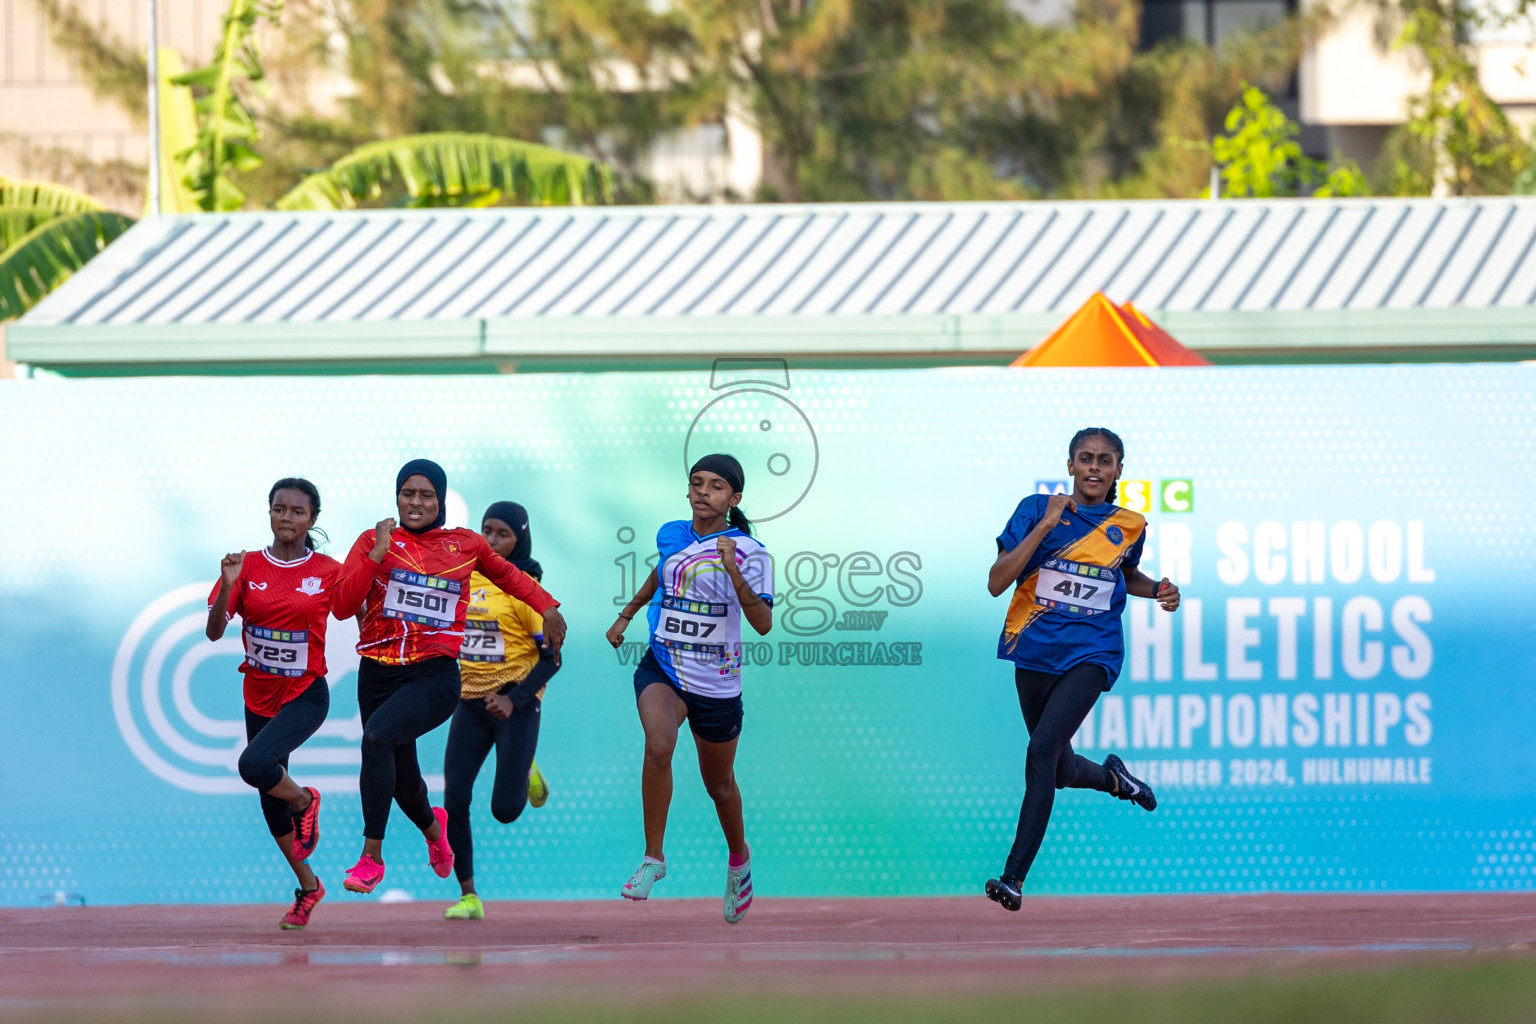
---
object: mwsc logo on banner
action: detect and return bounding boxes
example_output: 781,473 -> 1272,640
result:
1034,479 -> 1194,513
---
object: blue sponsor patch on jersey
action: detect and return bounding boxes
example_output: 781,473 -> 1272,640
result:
1106,525 -> 1124,545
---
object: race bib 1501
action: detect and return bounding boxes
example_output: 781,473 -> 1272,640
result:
381,570 -> 462,629
1035,559 -> 1118,617
244,624 -> 309,677
652,594 -> 729,654
460,618 -> 506,662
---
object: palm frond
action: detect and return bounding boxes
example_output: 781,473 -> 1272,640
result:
155,48 -> 204,215
1,207 -> 68,250
170,0 -> 282,210
0,211 -> 134,320
274,133 -> 612,211
0,178 -> 105,215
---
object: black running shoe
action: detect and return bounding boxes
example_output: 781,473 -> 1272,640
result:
1104,754 -> 1157,811
985,876 -> 1022,912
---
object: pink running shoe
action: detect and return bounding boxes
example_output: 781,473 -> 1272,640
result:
343,854 -> 385,894
426,807 -> 454,879
291,787 -> 322,861
280,878 -> 325,930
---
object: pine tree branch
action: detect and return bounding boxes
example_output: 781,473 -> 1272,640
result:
32,0 -> 149,120
486,2 -> 645,201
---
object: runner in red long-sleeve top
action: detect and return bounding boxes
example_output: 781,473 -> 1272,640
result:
336,459 -> 567,897
331,515 -> 560,666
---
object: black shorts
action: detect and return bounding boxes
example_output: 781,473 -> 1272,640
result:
633,649 -> 743,744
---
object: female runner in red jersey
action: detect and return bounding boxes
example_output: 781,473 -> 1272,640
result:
330,459 -> 567,895
206,477 -> 339,930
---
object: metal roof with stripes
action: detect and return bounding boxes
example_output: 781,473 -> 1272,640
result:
27,196 -> 1536,329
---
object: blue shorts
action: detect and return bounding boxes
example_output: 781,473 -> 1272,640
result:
633,649 -> 743,744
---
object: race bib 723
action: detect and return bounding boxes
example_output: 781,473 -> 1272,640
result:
243,624 -> 309,677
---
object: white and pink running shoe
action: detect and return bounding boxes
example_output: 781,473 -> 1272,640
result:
621,858 -> 667,900
724,851 -> 753,924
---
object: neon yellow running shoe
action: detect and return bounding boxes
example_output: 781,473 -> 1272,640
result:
444,893 -> 484,921
528,760 -> 549,808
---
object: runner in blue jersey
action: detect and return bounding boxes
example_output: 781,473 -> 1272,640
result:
983,428 -> 1181,912
606,454 -> 774,923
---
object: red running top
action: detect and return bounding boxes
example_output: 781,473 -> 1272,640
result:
208,547 -> 342,715
332,526 -> 557,666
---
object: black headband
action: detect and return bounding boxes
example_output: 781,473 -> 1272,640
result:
689,453 -> 744,494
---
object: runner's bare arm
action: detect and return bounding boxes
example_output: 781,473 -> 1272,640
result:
1125,567 -> 1180,610
607,569 -> 659,648
205,551 -> 244,641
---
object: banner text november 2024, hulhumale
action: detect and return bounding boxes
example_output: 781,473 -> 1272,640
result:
1,366 -> 1532,904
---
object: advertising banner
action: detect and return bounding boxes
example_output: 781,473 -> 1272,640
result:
1,364 -> 1532,904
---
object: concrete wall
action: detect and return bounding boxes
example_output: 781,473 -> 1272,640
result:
0,0 -> 227,212
1300,0 -> 1536,170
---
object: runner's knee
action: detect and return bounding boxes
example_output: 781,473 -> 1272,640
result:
491,790 -> 527,825
361,723 -> 395,754
702,771 -> 737,804
237,746 -> 279,791
1025,736 -> 1061,787
643,733 -> 676,765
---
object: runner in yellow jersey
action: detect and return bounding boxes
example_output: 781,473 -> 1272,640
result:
441,501 -> 559,920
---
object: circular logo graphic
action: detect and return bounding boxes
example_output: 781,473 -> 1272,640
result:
1106,525 -> 1124,545
112,584 -> 365,793
684,388 -> 818,522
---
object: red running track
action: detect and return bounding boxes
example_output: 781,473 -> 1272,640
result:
2,893 -> 1534,1018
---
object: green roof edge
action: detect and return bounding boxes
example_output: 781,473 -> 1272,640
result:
10,308 -> 1536,373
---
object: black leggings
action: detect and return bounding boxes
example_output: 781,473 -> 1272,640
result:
1002,663 -> 1114,883
240,676 -> 329,838
357,656 -> 461,841
442,698 -> 542,884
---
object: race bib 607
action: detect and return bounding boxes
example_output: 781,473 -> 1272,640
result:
652,594 -> 729,654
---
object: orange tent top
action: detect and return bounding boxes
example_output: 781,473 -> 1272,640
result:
1010,293 -> 1210,367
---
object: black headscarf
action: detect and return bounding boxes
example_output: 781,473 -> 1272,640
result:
689,453 -> 744,494
482,500 -> 542,581
395,459 -> 448,532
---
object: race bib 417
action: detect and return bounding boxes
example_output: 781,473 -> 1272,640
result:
1035,559 -> 1117,617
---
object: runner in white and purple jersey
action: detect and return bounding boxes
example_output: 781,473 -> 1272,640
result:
606,454 -> 774,923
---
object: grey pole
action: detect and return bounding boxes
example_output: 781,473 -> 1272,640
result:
146,0 -> 161,216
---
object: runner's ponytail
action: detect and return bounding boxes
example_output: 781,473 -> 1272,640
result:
728,506 -> 753,537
